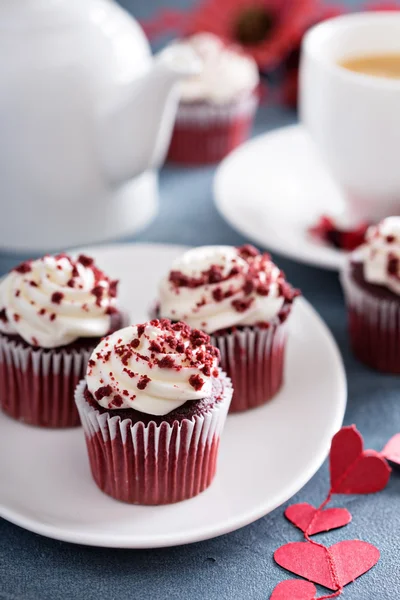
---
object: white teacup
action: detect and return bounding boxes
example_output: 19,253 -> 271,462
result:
300,12 -> 400,223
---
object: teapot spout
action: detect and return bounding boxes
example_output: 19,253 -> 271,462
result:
97,46 -> 201,185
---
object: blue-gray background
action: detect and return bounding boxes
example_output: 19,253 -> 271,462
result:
1,1 -> 400,598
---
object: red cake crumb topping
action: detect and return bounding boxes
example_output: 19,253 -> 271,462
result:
88,320 -> 220,408
77,254 -> 94,267
15,290 -> 20,297
51,292 -> 64,305
0,309 -> 7,323
137,375 -> 151,390
95,385 -> 113,401
167,245 -> 299,317
29,281 -> 38,287
158,355 -> 175,368
232,297 -> 254,313
13,261 -> 32,274
189,374 -> 205,391
50,313 -> 56,322
14,314 -> 20,322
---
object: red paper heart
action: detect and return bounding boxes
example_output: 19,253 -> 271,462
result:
330,425 -> 391,494
274,540 -> 380,590
270,580 -> 317,599
382,433 -> 400,465
285,503 -> 352,535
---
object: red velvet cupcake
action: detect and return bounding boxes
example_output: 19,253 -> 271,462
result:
158,245 -> 299,412
167,33 -> 259,165
341,217 -> 400,373
0,253 -> 122,427
74,319 -> 232,505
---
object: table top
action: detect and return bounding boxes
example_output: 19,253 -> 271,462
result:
1,1 -> 400,599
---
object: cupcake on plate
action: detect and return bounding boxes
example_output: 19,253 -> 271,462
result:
75,319 -> 232,505
0,253 -> 122,427
158,245 -> 299,412
167,33 -> 259,165
341,217 -> 400,373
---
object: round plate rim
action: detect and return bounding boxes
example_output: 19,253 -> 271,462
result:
213,124 -> 345,272
0,243 -> 347,548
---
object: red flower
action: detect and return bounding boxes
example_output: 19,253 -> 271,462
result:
187,0 -> 319,70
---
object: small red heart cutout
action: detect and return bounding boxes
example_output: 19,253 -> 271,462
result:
382,433 -> 400,466
274,540 -> 380,590
330,425 -> 391,494
285,503 -> 351,535
270,580 -> 317,599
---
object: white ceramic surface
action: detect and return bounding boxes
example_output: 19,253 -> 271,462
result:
214,124 -> 347,271
0,243 -> 347,548
0,0 -> 199,251
301,13 -> 400,222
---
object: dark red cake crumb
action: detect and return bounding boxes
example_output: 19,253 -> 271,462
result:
0,309 -> 7,323
158,356 -> 175,368
13,261 -> 32,274
212,287 -> 224,302
88,359 -> 95,368
78,254 -> 94,267
238,244 -> 259,258
50,313 -> 56,322
95,385 -> 113,401
51,292 -> 64,305
91,285 -> 104,306
137,375 -> 151,390
14,314 -> 20,322
109,280 -> 119,298
149,341 -> 162,353
29,281 -> 38,287
189,374 -> 205,391
130,338 -> 140,349
232,297 -> 254,313
111,395 -> 123,408
15,290 -> 20,297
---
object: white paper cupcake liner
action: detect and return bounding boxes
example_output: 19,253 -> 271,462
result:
341,263 -> 400,372
75,371 -> 232,505
167,90 -> 259,164
211,322 -> 288,412
0,334 -> 92,427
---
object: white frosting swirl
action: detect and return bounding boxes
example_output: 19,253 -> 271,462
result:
159,245 -> 295,333
355,217 -> 400,295
86,321 -> 219,416
0,254 -> 118,348
173,33 -> 259,104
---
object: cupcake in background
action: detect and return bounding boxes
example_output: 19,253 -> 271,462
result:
158,245 -> 299,412
75,319 -> 232,505
167,33 -> 259,165
341,217 -> 400,373
0,253 -> 122,427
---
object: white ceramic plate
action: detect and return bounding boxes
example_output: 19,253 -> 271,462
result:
214,124 -> 347,271
0,243 -> 346,548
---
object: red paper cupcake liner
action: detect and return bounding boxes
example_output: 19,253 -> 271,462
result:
211,323 -> 288,413
0,335 -> 92,427
75,372 -> 232,505
341,266 -> 400,373
167,91 -> 258,165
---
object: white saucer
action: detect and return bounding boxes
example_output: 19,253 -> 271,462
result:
0,243 -> 346,548
214,124 -> 347,271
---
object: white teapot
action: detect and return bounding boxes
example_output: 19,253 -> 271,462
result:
0,0 -> 199,252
